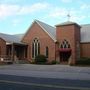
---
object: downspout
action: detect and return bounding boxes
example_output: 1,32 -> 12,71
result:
55,41 -> 58,61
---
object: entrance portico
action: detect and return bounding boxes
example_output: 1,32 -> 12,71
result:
6,43 -> 28,61
59,48 -> 71,64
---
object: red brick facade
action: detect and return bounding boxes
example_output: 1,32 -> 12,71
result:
56,23 -> 81,65
0,20 -> 90,65
0,38 -> 6,56
22,22 -> 56,62
80,43 -> 90,58
21,21 -> 90,64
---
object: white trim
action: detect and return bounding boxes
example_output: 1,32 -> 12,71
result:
22,20 -> 57,43
32,38 -> 40,59
36,21 -> 57,42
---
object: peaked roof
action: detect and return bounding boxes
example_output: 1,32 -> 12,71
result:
0,33 -> 24,44
35,20 -> 56,42
36,20 -> 90,43
22,20 -> 56,42
0,20 -> 90,43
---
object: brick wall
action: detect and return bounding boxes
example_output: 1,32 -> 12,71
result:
22,22 -> 56,62
56,23 -> 80,65
0,38 -> 6,56
80,43 -> 90,58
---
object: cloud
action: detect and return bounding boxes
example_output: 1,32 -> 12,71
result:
48,7 -> 68,18
0,0 -> 25,3
46,6 -> 87,23
0,2 -> 49,19
18,2 -> 49,15
0,4 -> 20,18
12,19 -> 22,26
70,15 -> 86,23
80,3 -> 90,10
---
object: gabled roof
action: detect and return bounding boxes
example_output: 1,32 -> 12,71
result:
0,33 -> 24,44
22,20 -> 56,42
35,20 -> 56,42
0,20 -> 90,43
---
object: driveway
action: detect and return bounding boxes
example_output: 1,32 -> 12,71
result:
0,64 -> 90,80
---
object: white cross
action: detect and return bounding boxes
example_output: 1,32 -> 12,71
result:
67,14 -> 70,21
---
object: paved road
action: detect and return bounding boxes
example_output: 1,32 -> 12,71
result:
0,64 -> 90,80
0,64 -> 90,90
0,74 -> 90,90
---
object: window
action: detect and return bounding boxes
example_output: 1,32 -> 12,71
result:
46,47 -> 49,58
32,42 -> 34,58
32,38 -> 40,58
60,39 -> 70,48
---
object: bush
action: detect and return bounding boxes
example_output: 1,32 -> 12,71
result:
51,60 -> 60,64
30,59 -> 36,64
35,55 -> 47,64
51,60 -> 56,64
76,57 -> 90,65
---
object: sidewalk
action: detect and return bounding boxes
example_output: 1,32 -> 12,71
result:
0,64 -> 90,80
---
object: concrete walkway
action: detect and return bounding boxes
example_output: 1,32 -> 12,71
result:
0,64 -> 90,80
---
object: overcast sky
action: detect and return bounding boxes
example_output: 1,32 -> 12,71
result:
0,0 -> 90,34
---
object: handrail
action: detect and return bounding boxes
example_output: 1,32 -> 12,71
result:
0,55 -> 12,62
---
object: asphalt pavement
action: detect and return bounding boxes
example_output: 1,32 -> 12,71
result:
0,64 -> 90,90
0,74 -> 90,90
0,64 -> 90,80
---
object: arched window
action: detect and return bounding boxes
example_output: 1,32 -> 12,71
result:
46,47 -> 49,58
60,39 -> 70,48
32,38 -> 40,58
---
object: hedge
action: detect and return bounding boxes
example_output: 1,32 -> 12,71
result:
76,57 -> 90,65
35,55 -> 47,64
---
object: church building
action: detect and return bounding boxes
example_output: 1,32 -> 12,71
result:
0,20 -> 90,65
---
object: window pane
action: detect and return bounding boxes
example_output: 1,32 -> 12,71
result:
38,43 -> 40,55
32,38 -> 40,58
46,47 -> 48,58
32,43 -> 34,58
35,43 -> 37,57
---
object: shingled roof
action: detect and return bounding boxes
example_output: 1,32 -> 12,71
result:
0,33 -> 24,44
35,20 -> 90,43
35,20 -> 56,42
0,20 -> 90,43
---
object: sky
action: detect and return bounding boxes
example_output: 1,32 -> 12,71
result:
0,0 -> 90,34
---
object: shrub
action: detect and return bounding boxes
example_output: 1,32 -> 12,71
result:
56,61 -> 60,64
51,60 -> 60,64
30,59 -> 36,64
35,55 -> 47,64
76,57 -> 90,65
51,60 -> 57,64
